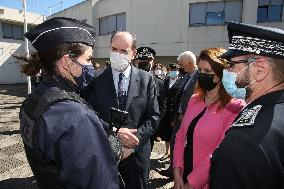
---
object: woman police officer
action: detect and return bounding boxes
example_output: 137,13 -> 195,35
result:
18,17 -> 119,189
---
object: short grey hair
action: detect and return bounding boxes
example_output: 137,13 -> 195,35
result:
177,51 -> 197,68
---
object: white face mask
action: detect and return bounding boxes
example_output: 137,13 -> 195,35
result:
110,51 -> 129,72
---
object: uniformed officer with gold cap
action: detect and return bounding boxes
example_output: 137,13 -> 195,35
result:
210,22 -> 284,189
19,17 -> 119,189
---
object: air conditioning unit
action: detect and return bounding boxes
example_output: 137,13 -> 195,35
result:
0,9 -> 4,15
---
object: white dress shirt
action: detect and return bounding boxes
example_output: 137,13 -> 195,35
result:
169,78 -> 178,89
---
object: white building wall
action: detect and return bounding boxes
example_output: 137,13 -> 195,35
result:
48,0 -> 284,66
0,6 -> 44,84
94,0 -> 184,58
50,0 -> 95,25
94,0 -> 284,65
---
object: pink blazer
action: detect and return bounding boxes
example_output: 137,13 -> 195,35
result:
173,94 -> 246,189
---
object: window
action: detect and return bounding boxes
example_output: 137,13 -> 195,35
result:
189,1 -> 242,26
225,1 -> 242,23
99,13 -> 126,35
117,13 -> 126,31
189,4 -> 206,26
27,24 -> 35,31
107,15 -> 116,34
13,25 -> 23,40
207,2 -> 225,25
257,0 -> 283,22
2,23 -> 23,40
99,17 -> 108,35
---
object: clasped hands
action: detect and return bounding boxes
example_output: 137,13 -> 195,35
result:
117,128 -> 139,160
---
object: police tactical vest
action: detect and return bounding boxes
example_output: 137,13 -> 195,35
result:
20,87 -> 84,189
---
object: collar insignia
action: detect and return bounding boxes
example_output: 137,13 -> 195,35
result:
232,105 -> 262,127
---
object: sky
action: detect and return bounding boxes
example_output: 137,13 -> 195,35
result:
0,0 -> 85,16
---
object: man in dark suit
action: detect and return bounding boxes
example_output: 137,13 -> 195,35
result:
83,31 -> 160,189
158,63 -> 180,157
160,51 -> 198,177
134,47 -> 166,150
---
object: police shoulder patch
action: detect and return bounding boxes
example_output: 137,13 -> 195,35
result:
232,105 -> 263,127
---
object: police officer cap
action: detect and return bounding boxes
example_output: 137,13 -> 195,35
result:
135,47 -> 156,60
25,17 -> 96,52
168,63 -> 179,69
220,22 -> 284,60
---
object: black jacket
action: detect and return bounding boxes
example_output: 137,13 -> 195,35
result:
154,75 -> 166,116
210,90 -> 284,189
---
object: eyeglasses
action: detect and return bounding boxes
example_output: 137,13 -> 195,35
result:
228,57 -> 258,68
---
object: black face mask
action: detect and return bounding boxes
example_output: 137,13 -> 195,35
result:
198,73 -> 217,91
138,62 -> 151,72
179,68 -> 187,75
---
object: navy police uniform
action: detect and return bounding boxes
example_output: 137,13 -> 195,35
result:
19,17 -> 119,189
210,22 -> 284,189
20,76 -> 119,189
210,90 -> 284,189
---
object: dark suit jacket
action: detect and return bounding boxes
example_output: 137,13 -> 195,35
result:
165,71 -> 198,121
157,77 -> 180,140
180,71 -> 198,114
154,75 -> 166,116
82,65 -> 160,172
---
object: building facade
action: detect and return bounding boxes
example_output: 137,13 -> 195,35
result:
50,0 -> 96,26
0,6 -> 44,84
51,0 -> 284,66
1,0 -> 281,83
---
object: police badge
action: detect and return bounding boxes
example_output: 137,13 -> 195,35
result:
232,105 -> 262,127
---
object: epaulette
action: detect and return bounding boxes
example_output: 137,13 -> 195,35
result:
231,105 -> 262,128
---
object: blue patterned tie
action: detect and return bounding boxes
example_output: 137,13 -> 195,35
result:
118,73 -> 127,110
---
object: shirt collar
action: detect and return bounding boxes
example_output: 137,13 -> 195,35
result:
112,64 -> 132,79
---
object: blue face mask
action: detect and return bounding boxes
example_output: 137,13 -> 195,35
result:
76,64 -> 95,89
222,63 -> 255,100
169,71 -> 179,78
222,70 -> 247,99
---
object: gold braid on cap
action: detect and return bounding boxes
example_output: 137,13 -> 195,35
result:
203,48 -> 228,67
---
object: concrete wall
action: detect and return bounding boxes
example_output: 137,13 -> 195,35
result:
0,6 -> 44,25
7,0 -> 284,84
0,6 -> 44,84
50,0 -> 96,25
94,0 -> 284,64
48,0 -> 284,68
93,0 -> 185,59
